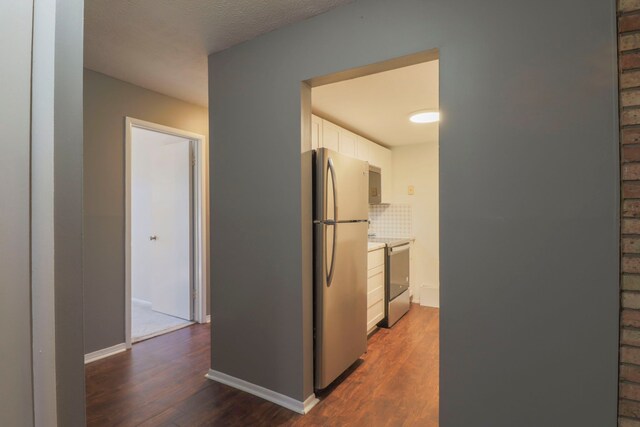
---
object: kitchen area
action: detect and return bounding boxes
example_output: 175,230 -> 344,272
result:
310,59 -> 440,390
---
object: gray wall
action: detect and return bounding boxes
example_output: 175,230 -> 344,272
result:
1,0 -> 86,424
84,70 -> 209,353
209,0 -> 619,424
0,1 -> 35,425
55,0 -> 86,424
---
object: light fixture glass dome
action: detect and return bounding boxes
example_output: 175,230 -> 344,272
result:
409,110 -> 440,124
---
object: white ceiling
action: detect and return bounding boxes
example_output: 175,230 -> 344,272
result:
312,60 -> 439,147
84,0 -> 354,106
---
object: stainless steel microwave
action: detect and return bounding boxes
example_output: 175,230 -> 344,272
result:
369,165 -> 381,204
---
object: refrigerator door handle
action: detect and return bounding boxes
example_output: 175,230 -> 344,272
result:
326,157 -> 338,286
328,157 -> 338,220
325,223 -> 337,287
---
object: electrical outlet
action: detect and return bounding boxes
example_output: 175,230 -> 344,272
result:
408,185 -> 415,195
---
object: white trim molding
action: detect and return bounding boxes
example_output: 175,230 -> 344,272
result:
132,322 -> 194,344
205,369 -> 319,414
124,117 -> 209,348
31,0 -> 58,423
84,343 -> 127,364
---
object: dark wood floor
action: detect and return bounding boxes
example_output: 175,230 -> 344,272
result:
86,304 -> 439,426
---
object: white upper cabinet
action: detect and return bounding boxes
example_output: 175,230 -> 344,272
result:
355,136 -> 370,163
311,114 -> 323,150
338,128 -> 357,157
367,140 -> 381,168
312,115 -> 392,203
321,119 -> 340,152
381,148 -> 392,204
368,141 -> 393,204
320,117 -> 356,156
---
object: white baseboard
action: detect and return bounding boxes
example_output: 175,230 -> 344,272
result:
206,315 -> 211,323
84,343 -> 127,364
301,394 -> 320,413
420,285 -> 439,308
410,288 -> 420,304
205,369 -> 319,414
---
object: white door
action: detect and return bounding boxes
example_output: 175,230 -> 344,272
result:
149,139 -> 193,320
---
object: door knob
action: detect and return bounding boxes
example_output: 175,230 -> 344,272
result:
149,235 -> 157,241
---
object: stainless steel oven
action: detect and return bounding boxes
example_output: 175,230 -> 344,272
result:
384,242 -> 410,327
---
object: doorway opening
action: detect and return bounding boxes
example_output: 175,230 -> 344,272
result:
125,118 -> 208,346
301,49 -> 440,423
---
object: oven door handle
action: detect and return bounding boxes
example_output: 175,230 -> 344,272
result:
389,243 -> 410,254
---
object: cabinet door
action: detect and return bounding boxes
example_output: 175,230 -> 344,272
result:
338,128 -> 357,158
367,142 -> 393,203
355,136 -> 370,162
366,248 -> 386,334
311,115 -> 323,150
368,140 -> 381,167
380,146 -> 393,203
321,119 -> 340,152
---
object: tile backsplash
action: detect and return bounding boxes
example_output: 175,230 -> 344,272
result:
368,204 -> 412,238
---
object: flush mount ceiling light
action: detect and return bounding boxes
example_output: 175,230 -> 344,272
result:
409,110 -> 440,124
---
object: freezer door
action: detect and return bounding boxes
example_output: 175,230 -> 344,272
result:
314,221 -> 368,389
315,148 -> 369,222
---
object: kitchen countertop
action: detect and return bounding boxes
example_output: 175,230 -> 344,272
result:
368,236 -> 414,249
367,242 -> 386,252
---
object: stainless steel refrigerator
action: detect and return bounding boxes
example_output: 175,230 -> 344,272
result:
313,148 -> 369,389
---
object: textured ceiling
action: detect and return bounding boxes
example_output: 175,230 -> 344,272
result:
84,0 -> 354,106
312,60 -> 439,147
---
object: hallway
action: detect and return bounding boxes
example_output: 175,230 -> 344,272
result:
85,305 -> 439,426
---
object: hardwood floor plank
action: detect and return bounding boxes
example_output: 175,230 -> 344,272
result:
86,305 -> 438,426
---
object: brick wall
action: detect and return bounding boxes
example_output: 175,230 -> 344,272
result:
621,1 -> 640,425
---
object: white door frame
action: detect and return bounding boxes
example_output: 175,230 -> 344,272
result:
125,117 -> 209,348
